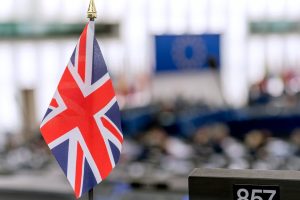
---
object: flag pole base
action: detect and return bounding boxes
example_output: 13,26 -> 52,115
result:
88,188 -> 94,200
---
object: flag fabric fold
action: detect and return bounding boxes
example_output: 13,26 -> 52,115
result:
40,21 -> 123,198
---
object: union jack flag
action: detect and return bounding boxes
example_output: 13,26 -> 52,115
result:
40,21 -> 123,198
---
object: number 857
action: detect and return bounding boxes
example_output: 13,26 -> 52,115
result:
237,189 -> 276,200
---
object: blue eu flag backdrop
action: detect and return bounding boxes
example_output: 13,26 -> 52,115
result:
155,34 -> 220,72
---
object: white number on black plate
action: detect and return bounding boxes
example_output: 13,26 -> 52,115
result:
233,185 -> 279,200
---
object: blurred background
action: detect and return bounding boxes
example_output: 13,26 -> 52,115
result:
2,0 -> 300,199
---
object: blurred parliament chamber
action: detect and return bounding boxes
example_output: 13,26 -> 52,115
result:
1,0 -> 300,133
1,0 -> 300,200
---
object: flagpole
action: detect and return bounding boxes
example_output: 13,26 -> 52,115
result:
88,188 -> 94,200
87,0 -> 97,199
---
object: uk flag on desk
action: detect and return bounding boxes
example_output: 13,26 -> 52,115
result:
40,21 -> 123,198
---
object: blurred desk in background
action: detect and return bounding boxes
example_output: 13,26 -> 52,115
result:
0,165 -> 73,200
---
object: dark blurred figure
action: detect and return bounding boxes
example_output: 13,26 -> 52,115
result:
287,129 -> 300,170
244,130 -> 268,165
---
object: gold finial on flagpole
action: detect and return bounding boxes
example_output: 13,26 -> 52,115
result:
87,0 -> 97,21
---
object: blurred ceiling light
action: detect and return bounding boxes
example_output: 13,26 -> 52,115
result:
266,0 -> 286,19
247,0 -> 267,19
61,0 -> 85,22
286,0 -> 300,19
122,3 -> 148,75
0,1 -> 14,21
169,0 -> 189,33
105,0 -> 126,22
149,0 -> 169,33
209,0 -> 227,32
14,0 -> 33,21
189,0 -> 208,33
39,0 -> 62,21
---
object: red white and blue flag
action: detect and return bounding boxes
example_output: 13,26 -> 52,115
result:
40,21 -> 123,198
